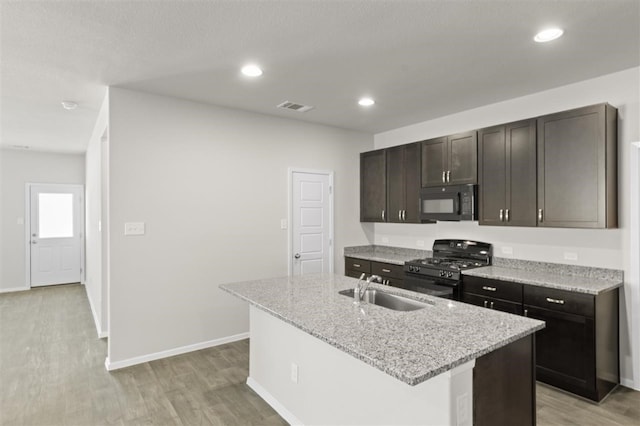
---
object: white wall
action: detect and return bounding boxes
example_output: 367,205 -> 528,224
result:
106,87 -> 372,366
374,67 -> 640,388
0,149 -> 85,292
85,94 -> 109,337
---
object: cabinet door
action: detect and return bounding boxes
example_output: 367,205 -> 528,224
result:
537,104 -> 616,228
506,120 -> 537,226
478,125 -> 507,226
421,137 -> 447,187
386,146 -> 405,223
360,150 -> 386,222
448,131 -> 477,185
403,142 -> 421,223
462,293 -> 523,315
525,306 -> 596,400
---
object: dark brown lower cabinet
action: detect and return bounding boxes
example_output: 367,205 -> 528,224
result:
464,276 -> 619,402
344,257 -> 404,288
524,286 -> 619,401
474,334 -> 535,426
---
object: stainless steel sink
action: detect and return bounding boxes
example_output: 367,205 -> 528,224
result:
339,288 -> 430,311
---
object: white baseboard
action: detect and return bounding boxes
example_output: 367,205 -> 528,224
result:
104,332 -> 250,371
621,377 -> 640,391
84,286 -> 108,339
247,377 -> 303,426
0,286 -> 30,294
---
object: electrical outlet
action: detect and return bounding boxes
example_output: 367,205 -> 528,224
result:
290,363 -> 298,384
457,392 -> 470,424
124,222 -> 145,236
280,219 -> 288,230
501,246 -> 513,255
564,252 -> 578,261
416,240 -> 425,247
382,237 -> 389,243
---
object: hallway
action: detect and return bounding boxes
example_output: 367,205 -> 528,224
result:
0,284 -> 285,425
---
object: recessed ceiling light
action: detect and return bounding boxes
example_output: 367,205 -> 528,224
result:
534,28 -> 564,43
358,97 -> 375,107
241,64 -> 263,77
61,100 -> 78,110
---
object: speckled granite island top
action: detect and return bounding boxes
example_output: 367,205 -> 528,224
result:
463,266 -> 623,295
220,274 -> 544,386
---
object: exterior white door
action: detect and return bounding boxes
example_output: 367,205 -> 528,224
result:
291,170 -> 333,275
29,184 -> 84,287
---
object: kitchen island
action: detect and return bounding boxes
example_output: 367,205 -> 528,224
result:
220,274 -> 544,425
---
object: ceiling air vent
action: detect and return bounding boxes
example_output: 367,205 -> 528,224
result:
277,101 -> 314,113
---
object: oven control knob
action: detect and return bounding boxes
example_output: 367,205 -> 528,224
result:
415,266 -> 420,273
447,271 -> 453,278
439,270 -> 446,277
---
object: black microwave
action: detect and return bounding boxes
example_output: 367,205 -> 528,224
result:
420,184 -> 477,221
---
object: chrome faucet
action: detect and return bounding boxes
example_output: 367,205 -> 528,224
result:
354,273 -> 381,303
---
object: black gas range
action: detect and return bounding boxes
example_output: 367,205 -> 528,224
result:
401,239 -> 492,300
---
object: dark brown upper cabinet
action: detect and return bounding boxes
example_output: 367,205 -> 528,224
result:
421,131 -> 477,187
537,104 -> 617,228
360,149 -> 386,222
479,119 -> 537,227
386,143 -> 421,223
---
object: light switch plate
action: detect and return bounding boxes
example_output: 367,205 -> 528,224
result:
416,240 -> 425,247
564,252 -> 578,261
501,246 -> 513,255
280,219 -> 288,230
382,237 -> 389,243
124,222 -> 145,236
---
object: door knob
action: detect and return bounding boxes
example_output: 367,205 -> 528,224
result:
294,253 -> 300,259
31,241 -> 37,244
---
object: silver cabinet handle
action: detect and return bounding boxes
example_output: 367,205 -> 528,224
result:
505,209 -> 510,222
538,209 -> 543,222
482,286 -> 497,292
353,263 -> 361,268
382,209 -> 385,221
402,210 -> 406,221
524,309 -> 528,317
31,240 -> 37,244
398,210 -> 402,221
447,170 -> 451,182
294,253 -> 301,259
490,301 -> 494,309
483,300 -> 488,308
546,297 -> 565,305
442,171 -> 446,183
499,209 -> 504,221
382,268 -> 391,273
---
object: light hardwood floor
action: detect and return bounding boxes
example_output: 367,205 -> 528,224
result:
1,283 -> 639,425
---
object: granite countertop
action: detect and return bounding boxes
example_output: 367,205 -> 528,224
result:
343,245 -> 624,296
462,266 -> 623,295
344,245 -> 430,265
220,274 -> 544,386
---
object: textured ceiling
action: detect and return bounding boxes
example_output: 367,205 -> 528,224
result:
1,0 -> 639,153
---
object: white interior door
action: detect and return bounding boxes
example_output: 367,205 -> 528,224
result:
291,170 -> 333,275
29,184 -> 84,287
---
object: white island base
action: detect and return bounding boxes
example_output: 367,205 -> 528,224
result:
247,306 -> 475,426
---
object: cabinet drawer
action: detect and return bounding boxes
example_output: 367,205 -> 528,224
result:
371,261 -> 404,279
524,286 -> 594,317
462,293 -> 523,315
463,276 -> 523,303
345,257 -> 371,273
